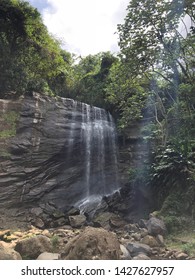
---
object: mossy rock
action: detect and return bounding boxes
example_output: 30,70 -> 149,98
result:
0,111 -> 19,139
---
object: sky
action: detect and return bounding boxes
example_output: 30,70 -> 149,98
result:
28,0 -> 130,56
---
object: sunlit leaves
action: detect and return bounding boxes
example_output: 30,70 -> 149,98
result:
117,0 -> 194,81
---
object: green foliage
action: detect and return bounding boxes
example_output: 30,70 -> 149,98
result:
116,0 -> 195,138
128,168 -> 137,181
0,111 -> 19,138
181,242 -> 195,256
152,147 -> 191,188
0,130 -> 16,138
3,111 -> 19,124
0,0 -> 72,98
163,215 -> 184,232
161,191 -> 186,216
0,149 -> 12,159
128,165 -> 151,185
105,61 -> 149,129
1,0 -> 195,229
165,230 -> 195,256
112,0 -> 195,226
51,235 -> 59,251
150,145 -> 195,215
118,0 -> 195,81
70,52 -> 117,108
140,123 -> 161,143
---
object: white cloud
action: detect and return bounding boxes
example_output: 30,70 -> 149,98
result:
41,0 -> 129,56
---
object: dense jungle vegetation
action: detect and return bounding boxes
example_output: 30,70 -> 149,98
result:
1,0 -> 195,231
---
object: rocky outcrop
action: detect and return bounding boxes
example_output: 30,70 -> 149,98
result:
0,221 -> 193,260
117,121 -> 151,184
61,227 -> 121,260
0,92 -> 155,229
0,93 -> 119,228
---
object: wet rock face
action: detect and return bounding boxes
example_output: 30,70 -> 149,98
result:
0,93 -> 119,228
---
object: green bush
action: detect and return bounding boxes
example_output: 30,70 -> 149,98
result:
163,215 -> 183,232
181,242 -> 195,256
51,235 -> 59,251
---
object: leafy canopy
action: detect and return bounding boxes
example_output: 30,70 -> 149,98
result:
0,0 -> 72,97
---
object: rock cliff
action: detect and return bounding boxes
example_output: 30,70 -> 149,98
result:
0,93 -> 120,228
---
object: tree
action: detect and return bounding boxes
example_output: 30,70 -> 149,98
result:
105,60 -> 148,129
117,0 -> 195,148
118,0 -> 195,81
71,52 -> 117,107
0,0 -> 72,97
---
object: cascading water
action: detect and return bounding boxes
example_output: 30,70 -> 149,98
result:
66,99 -> 119,210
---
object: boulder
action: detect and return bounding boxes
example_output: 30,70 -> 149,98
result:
37,252 -> 60,260
67,207 -> 80,216
132,254 -> 151,260
141,235 -> 159,247
138,219 -> 148,228
126,242 -> 152,257
132,233 -> 141,241
15,235 -> 52,259
109,216 -> 127,228
124,223 -> 140,233
53,217 -> 68,227
92,200 -> 109,217
69,215 -> 86,228
30,207 -> 43,217
164,250 -> 174,259
33,217 -> 45,229
156,234 -> 165,247
175,251 -> 189,260
93,212 -> 118,229
120,244 -> 132,260
140,228 -> 148,238
62,226 -> 120,260
0,242 -> 22,260
146,217 -> 166,236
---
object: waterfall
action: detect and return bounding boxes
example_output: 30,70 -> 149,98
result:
94,107 -> 106,195
82,103 -> 92,197
65,100 -> 119,210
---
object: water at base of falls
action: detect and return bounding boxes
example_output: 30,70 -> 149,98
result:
66,99 -> 120,211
